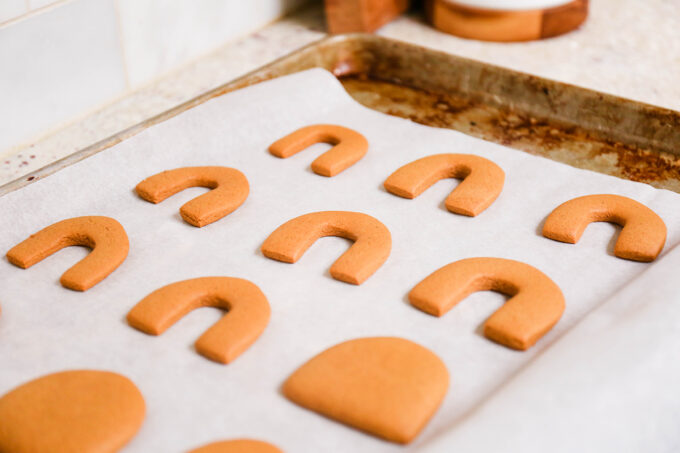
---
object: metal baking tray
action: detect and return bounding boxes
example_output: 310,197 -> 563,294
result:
4,33 -> 680,196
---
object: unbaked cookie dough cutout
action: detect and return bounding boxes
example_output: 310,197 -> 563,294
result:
409,257 -> 565,350
135,166 -> 249,227
6,216 -> 129,291
283,337 -> 448,444
0,370 -> 145,453
127,277 -> 270,364
187,439 -> 283,453
542,194 -> 666,262
261,211 -> 391,285
384,153 -> 505,216
268,124 -> 368,177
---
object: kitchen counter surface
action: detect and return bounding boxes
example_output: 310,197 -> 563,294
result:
2,0 -> 678,186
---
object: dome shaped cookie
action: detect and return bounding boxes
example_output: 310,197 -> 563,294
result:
283,337 -> 448,444
188,439 -> 283,453
0,370 -> 145,453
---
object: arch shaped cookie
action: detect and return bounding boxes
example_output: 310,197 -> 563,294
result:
409,257 -> 565,350
383,153 -> 505,216
0,370 -> 145,453
261,211 -> 391,285
135,166 -> 249,227
127,277 -> 270,364
188,439 -> 283,453
268,124 -> 368,177
6,216 -> 129,291
542,194 -> 666,262
283,337 -> 449,444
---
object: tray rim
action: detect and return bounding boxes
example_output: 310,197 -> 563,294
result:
2,33 -> 678,197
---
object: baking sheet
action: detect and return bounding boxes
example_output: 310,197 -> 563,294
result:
1,68 -> 679,452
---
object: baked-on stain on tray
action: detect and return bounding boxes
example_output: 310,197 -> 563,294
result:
340,76 -> 680,192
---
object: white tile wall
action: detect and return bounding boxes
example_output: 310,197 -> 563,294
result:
0,0 -> 311,155
0,0 -> 126,153
0,0 -> 27,24
116,0 -> 309,87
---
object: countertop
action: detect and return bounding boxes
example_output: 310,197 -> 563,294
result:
2,0 -> 678,186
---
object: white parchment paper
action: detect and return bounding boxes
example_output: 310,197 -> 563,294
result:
1,69 -> 679,452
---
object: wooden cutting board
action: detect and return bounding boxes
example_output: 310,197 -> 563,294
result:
325,0 -> 410,33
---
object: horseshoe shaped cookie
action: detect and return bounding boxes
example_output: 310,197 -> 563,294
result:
188,439 -> 283,453
542,194 -> 666,262
268,124 -> 368,177
384,153 -> 505,216
6,216 -> 129,291
0,370 -> 145,453
283,337 -> 449,444
135,166 -> 249,227
409,257 -> 565,350
127,277 -> 270,364
261,211 -> 391,285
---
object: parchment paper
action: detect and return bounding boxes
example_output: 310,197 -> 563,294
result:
1,69 -> 679,452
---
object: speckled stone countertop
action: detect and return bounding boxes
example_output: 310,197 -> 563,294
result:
2,0 -> 678,185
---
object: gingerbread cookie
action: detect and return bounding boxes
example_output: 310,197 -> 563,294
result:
261,211 -> 391,285
6,216 -> 129,291
0,370 -> 145,453
409,257 -> 565,350
187,439 -> 283,453
283,337 -> 448,444
135,166 -> 249,227
542,194 -> 666,262
384,153 -> 505,216
127,277 -> 270,364
268,124 -> 368,177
